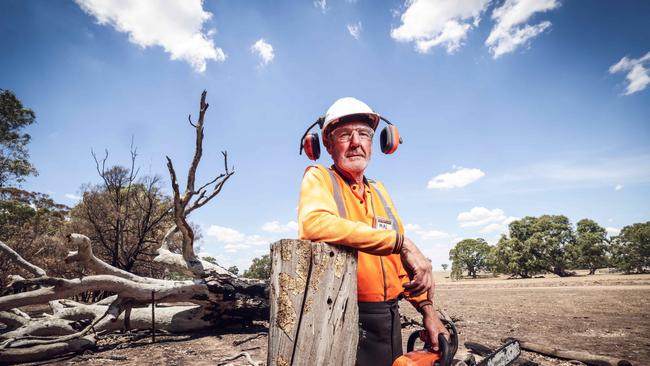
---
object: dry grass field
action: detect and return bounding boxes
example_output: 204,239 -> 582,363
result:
27,271 -> 650,366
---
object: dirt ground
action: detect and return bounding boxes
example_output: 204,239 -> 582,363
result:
20,271 -> 650,366
405,270 -> 650,366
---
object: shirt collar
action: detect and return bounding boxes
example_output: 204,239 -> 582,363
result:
331,164 -> 369,187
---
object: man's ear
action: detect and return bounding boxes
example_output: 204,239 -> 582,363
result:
323,135 -> 333,154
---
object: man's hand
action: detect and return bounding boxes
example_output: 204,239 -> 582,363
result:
400,237 -> 432,297
420,304 -> 450,352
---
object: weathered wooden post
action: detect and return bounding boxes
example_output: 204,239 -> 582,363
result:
268,239 -> 358,366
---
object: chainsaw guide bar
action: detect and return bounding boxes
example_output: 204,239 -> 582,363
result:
474,339 -> 521,366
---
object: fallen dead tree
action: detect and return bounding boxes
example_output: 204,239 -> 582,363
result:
0,91 -> 269,364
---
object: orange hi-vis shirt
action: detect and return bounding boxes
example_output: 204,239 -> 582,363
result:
298,164 -> 427,306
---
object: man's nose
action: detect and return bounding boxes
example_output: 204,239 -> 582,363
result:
349,130 -> 361,146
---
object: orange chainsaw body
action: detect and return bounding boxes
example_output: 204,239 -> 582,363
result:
392,350 -> 441,366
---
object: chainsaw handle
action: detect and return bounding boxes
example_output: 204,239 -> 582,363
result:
438,333 -> 453,366
406,331 -> 420,352
406,332 -> 451,366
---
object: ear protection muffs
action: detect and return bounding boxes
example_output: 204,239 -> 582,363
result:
299,117 -> 324,161
379,117 -> 401,154
299,116 -> 403,161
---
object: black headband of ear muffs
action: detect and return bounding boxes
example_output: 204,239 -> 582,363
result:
299,117 -> 324,157
302,133 -> 320,160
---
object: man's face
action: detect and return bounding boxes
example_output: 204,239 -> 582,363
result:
325,120 -> 374,176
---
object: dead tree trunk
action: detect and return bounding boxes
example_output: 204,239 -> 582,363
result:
267,239 -> 358,366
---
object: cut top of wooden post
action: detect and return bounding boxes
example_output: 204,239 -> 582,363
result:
268,239 -> 358,366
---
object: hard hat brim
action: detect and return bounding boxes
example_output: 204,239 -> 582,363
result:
322,113 -> 380,134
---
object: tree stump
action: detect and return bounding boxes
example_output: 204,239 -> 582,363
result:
267,239 -> 358,366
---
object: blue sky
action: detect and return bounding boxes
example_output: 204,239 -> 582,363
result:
2,0 -> 649,270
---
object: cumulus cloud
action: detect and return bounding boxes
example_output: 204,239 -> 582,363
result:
404,223 -> 422,233
427,167 -> 485,189
609,51 -> 650,95
206,225 -> 267,253
418,229 -> 452,240
314,0 -> 327,13
75,0 -> 225,73
261,220 -> 298,233
485,0 -> 560,58
65,193 -> 82,201
404,223 -> 452,241
479,216 -> 517,234
251,38 -> 275,66
347,22 -> 362,40
615,184 -> 623,191
458,207 -> 517,235
207,225 -> 245,242
458,207 -> 506,227
391,0 -> 490,54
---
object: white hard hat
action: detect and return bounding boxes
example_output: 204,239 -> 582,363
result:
322,97 -> 380,134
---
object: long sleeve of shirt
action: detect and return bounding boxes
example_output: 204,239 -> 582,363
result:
398,261 -> 430,307
298,166 -> 398,256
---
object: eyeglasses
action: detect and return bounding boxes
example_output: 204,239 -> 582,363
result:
331,128 -> 374,142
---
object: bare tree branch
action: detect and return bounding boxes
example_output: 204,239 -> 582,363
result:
65,234 -> 178,285
0,240 -> 47,277
0,275 -> 206,312
218,352 -> 261,366
185,90 -> 209,195
161,90 -> 235,276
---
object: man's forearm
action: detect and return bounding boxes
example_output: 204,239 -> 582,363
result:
300,211 -> 400,255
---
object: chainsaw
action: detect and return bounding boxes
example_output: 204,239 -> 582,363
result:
392,318 -> 521,366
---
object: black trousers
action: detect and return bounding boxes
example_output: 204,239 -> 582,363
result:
356,299 -> 403,366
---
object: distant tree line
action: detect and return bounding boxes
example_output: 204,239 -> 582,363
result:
449,215 -> 650,279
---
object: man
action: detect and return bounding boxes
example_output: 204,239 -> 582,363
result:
298,97 -> 449,365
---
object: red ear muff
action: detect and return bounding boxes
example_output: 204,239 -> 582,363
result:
380,125 -> 401,154
302,133 -> 321,160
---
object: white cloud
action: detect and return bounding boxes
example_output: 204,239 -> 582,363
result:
479,223 -> 504,234
458,207 -> 517,236
458,207 -> 505,227
606,227 -> 621,237
65,193 -> 82,201
404,223 -> 422,233
418,229 -> 451,240
478,216 -> 517,234
404,223 -> 452,241
261,220 -> 298,233
347,22 -> 362,40
609,51 -> 650,95
207,225 -> 245,242
75,0 -> 225,73
314,0 -> 327,13
390,0 -> 490,54
485,0 -> 560,58
615,184 -> 623,191
251,38 -> 275,67
206,225 -> 268,245
427,167 -> 485,189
